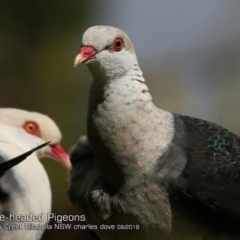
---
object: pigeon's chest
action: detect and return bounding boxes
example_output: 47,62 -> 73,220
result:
88,86 -> 149,160
89,81 -> 142,132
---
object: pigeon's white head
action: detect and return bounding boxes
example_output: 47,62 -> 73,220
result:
0,108 -> 71,169
74,25 -> 138,80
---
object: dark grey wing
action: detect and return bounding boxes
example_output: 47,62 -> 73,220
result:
68,136 -> 95,204
175,114 -> 240,218
68,137 -> 102,239
0,141 -> 50,178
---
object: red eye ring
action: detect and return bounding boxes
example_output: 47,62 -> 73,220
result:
111,37 -> 125,52
22,121 -> 41,137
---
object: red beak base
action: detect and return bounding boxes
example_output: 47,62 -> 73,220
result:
49,144 -> 71,169
74,46 -> 97,66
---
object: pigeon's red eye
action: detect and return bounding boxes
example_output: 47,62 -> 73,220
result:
22,121 -> 41,137
111,37 -> 124,51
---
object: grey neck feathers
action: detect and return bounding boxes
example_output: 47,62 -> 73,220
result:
87,63 -> 174,188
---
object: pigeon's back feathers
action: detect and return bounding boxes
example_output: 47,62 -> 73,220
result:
175,114 -> 240,218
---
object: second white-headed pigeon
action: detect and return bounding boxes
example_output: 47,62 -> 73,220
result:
0,108 -> 70,240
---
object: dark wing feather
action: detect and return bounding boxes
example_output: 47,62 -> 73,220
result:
0,141 -> 50,178
175,114 -> 240,218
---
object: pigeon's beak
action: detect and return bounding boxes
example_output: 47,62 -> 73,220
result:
74,46 -> 97,66
48,144 -> 71,169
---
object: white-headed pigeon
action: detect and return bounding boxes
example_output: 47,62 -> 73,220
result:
69,26 -> 240,240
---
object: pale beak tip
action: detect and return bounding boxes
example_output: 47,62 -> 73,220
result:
74,54 -> 83,67
74,61 -> 78,67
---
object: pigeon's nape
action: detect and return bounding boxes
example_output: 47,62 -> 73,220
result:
0,141 -> 50,178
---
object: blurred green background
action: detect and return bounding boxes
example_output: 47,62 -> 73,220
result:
0,1 -> 240,239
